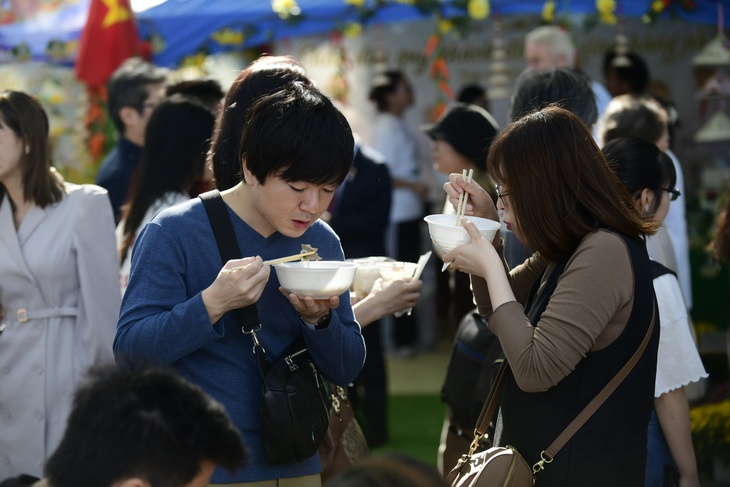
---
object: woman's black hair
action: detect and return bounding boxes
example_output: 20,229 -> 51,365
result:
119,95 -> 215,262
602,136 -> 676,215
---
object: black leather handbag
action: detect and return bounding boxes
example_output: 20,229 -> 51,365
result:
201,190 -> 330,465
441,309 -> 504,433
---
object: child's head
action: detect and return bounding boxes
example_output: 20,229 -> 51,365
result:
241,80 -> 354,187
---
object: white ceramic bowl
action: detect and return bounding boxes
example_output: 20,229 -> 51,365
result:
424,214 -> 501,257
274,261 -> 358,299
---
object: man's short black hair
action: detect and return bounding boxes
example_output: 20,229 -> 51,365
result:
165,78 -> 225,111
457,83 -> 487,105
241,81 -> 354,187
44,365 -> 246,487
602,48 -> 650,95
107,57 -> 167,133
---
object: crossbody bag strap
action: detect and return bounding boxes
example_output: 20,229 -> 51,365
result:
539,301 -> 655,463
470,262 -> 559,445
199,190 -> 268,371
470,300 -> 656,471
470,359 -> 508,446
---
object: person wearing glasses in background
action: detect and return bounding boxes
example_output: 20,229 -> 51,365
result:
598,95 -> 689,308
441,106 -> 659,485
604,137 -> 706,487
95,58 -> 167,223
598,96 -> 702,407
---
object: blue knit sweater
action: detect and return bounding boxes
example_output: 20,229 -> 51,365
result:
114,197 -> 366,482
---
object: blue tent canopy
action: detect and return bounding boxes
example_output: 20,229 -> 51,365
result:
0,0 -> 89,65
136,0 -> 730,66
1,0 -> 728,68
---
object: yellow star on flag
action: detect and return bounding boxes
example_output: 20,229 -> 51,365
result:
101,0 -> 131,28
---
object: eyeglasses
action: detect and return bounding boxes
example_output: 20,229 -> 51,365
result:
495,184 -> 509,209
662,187 -> 681,202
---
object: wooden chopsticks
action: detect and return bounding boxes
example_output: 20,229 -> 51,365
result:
263,250 -> 318,266
442,169 -> 475,272
220,245 -> 320,274
455,168 -> 474,227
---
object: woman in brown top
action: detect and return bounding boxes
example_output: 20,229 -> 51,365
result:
441,106 -> 659,486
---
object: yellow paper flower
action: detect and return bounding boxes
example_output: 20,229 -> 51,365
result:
212,28 -> 245,46
182,52 -> 206,68
344,21 -> 362,38
345,0 -> 365,6
691,399 -> 730,463
438,19 -> 454,34
272,0 -> 301,19
600,11 -> 617,23
651,0 -> 664,12
596,0 -> 617,24
542,0 -> 556,22
48,93 -> 65,105
468,0 -> 490,20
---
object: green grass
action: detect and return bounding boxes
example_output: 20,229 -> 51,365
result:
372,394 -> 446,466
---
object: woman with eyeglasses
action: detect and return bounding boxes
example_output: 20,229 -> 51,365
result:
441,106 -> 659,486
598,94 -> 692,313
603,137 -> 706,487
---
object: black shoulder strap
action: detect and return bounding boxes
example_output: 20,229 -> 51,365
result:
650,260 -> 676,280
199,189 -> 261,331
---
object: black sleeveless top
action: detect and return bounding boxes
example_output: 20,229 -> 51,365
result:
499,230 -> 659,487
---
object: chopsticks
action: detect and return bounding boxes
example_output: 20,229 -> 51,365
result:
221,245 -> 320,274
454,168 -> 474,227
263,250 -> 318,266
443,169 -> 474,272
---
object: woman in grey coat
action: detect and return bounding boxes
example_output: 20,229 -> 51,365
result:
0,90 -> 120,478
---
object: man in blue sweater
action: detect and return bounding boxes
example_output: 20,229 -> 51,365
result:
114,81 -> 366,486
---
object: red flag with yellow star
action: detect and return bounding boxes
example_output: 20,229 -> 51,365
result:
75,0 -> 140,87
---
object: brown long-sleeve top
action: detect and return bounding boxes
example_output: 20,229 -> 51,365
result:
472,229 -> 636,393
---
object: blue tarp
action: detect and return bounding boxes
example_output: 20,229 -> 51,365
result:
0,0 -> 89,65
1,0 -> 728,68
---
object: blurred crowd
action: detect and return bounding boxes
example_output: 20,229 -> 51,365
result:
1,23 -> 728,487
